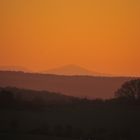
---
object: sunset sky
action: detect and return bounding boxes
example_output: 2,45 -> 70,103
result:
0,0 -> 140,76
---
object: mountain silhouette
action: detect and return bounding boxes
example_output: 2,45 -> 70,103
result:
0,65 -> 30,72
0,71 -> 135,99
42,65 -> 108,76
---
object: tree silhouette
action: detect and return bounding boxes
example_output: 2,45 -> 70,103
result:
0,89 -> 16,108
0,89 -> 14,101
115,79 -> 140,101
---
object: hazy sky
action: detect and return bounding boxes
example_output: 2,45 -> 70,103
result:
0,0 -> 140,76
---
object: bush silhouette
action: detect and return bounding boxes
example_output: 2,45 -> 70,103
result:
115,79 -> 140,101
0,89 -> 16,108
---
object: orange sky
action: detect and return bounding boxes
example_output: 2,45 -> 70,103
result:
0,0 -> 140,76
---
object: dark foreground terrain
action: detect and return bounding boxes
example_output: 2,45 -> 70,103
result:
0,87 -> 140,140
0,134 -> 76,140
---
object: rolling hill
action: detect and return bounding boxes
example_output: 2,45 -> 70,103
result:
0,71 -> 135,99
0,87 -> 78,105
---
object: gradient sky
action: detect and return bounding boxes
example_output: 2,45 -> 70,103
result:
0,0 -> 140,76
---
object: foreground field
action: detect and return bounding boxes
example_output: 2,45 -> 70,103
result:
0,134 -> 77,140
0,86 -> 140,140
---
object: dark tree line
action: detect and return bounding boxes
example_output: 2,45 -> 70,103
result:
0,79 -> 140,110
115,79 -> 140,102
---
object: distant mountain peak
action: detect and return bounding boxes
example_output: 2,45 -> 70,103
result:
0,65 -> 30,72
42,64 -> 103,76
